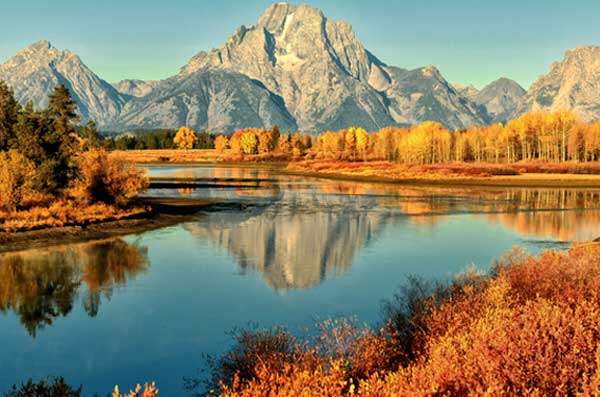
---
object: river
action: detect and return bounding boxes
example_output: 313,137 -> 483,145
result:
1,165 -> 599,395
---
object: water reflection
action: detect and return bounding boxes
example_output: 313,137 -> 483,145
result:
180,178 -> 600,291
0,239 -> 149,337
186,200 -> 388,290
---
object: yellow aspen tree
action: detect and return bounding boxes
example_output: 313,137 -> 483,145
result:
214,135 -> 229,153
354,127 -> 369,160
240,131 -> 259,154
173,126 -> 198,150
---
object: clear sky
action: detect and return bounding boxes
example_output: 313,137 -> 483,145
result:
2,0 -> 599,89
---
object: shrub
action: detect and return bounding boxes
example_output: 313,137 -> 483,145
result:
70,149 -> 148,207
4,377 -> 81,397
188,326 -> 298,396
0,150 -> 36,211
112,383 -> 158,397
216,244 -> 600,397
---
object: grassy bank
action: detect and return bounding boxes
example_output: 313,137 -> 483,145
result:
199,243 -> 600,397
286,159 -> 600,188
116,149 -> 600,187
0,198 -> 216,253
112,149 -> 225,164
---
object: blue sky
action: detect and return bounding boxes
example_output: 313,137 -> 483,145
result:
1,0 -> 599,89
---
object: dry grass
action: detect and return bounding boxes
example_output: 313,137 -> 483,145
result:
113,149 -> 224,164
286,159 -> 600,186
288,160 -> 517,179
0,200 -> 149,233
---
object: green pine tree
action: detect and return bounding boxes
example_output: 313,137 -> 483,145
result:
0,80 -> 21,150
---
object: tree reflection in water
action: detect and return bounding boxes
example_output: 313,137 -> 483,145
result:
185,182 -> 600,291
0,239 -> 149,337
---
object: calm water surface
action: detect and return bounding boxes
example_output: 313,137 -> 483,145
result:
1,166 -> 599,396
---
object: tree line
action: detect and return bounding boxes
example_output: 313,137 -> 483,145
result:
104,128 -> 216,150
214,126 -> 314,157
309,110 -> 600,164
211,110 -> 600,164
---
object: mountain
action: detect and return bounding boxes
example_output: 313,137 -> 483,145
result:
474,78 -> 526,123
515,46 -> 600,121
112,79 -> 160,97
380,65 -> 487,129
0,40 -> 126,126
117,69 -> 298,132
452,84 -> 479,100
170,2 -> 488,132
8,6 -> 600,134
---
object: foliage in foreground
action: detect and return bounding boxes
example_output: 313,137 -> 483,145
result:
202,244 -> 600,397
0,81 -> 148,230
3,377 -> 81,397
3,378 -> 158,397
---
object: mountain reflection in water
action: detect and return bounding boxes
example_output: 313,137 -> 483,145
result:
180,177 -> 600,291
0,239 -> 149,337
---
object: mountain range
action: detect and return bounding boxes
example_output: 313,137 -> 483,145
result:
0,3 -> 598,134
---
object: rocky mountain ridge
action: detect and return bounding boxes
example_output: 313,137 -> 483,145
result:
0,40 -> 127,126
1,4 -> 599,134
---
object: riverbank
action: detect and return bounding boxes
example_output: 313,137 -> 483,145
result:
284,160 -> 600,188
118,149 -> 600,188
113,149 -> 225,163
0,198 -> 216,253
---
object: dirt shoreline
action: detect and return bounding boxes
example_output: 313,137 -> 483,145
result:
0,198 -> 217,254
143,161 -> 600,188
279,168 -> 600,189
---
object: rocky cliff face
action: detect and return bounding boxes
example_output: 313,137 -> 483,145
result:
474,78 -> 526,123
173,3 -> 487,132
515,46 -> 600,121
117,69 -> 298,132
0,40 -> 127,127
452,84 -> 479,100
112,79 -> 160,97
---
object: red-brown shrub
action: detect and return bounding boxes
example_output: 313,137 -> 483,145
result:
217,244 -> 600,397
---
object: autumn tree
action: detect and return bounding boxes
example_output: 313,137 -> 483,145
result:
215,135 -> 229,153
240,130 -> 259,154
258,129 -> 276,153
0,150 -> 35,211
277,134 -> 291,154
229,130 -> 245,154
174,126 -> 199,150
353,127 -> 369,160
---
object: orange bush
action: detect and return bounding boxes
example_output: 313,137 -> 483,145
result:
70,149 -> 149,207
113,382 -> 158,397
215,244 -> 600,397
0,150 -> 36,211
